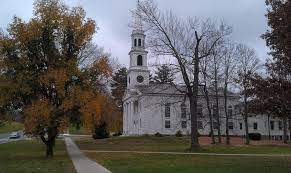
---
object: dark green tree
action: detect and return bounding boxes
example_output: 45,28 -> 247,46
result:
153,64 -> 175,84
111,67 -> 127,111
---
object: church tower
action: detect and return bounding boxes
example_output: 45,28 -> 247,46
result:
127,1 -> 150,89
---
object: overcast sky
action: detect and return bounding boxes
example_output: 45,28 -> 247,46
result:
0,0 -> 270,67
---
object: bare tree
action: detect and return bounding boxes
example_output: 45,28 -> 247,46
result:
78,42 -> 111,69
208,47 -> 224,144
221,44 -> 237,145
200,57 -> 215,144
136,0 -> 231,149
235,44 -> 260,145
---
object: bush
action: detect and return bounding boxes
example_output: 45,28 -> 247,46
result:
175,130 -> 183,137
143,134 -> 150,137
92,122 -> 109,139
154,132 -> 163,137
249,133 -> 261,141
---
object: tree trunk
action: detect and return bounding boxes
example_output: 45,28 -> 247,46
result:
213,57 -> 221,143
189,95 -> 199,149
189,57 -> 200,150
40,127 -> 57,158
203,85 -> 215,144
214,80 -> 221,143
46,140 -> 54,157
224,82 -> 230,145
283,114 -> 288,144
244,93 -> 250,145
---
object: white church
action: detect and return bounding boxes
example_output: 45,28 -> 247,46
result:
122,7 -> 290,140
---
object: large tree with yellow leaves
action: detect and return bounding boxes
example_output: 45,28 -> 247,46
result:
0,0 -> 112,157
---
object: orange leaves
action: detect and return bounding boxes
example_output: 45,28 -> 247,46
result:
81,94 -> 103,130
89,56 -> 113,79
96,57 -> 113,77
39,68 -> 69,98
24,99 -> 51,134
1,0 -> 113,137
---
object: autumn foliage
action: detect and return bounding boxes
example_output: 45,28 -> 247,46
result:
0,0 -> 114,157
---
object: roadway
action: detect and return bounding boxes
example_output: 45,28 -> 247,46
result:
0,131 -> 25,144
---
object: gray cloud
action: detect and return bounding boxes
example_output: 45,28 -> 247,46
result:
0,0 -> 269,67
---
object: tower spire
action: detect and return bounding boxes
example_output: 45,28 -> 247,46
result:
133,0 -> 143,32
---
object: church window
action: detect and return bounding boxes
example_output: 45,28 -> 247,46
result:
228,122 -> 234,130
182,121 -> 187,128
228,106 -> 233,118
165,120 -> 171,129
181,103 -> 186,119
165,103 -> 170,118
239,122 -> 243,130
137,55 -> 143,66
270,121 -> 274,130
138,39 -> 141,46
254,122 -> 258,130
134,39 -> 137,47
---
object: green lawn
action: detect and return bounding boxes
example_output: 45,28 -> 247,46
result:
85,152 -> 291,173
0,140 -> 76,173
76,136 -> 291,154
76,136 -> 291,173
0,121 -> 23,134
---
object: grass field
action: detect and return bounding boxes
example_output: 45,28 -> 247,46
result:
76,136 -> 291,154
0,121 -> 23,134
86,152 -> 291,173
0,140 -> 76,173
76,136 -> 291,173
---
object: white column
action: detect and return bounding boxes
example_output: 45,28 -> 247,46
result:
131,101 -> 135,134
123,103 -> 125,134
127,103 -> 129,134
123,103 -> 127,135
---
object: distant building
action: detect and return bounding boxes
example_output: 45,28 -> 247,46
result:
122,5 -> 290,140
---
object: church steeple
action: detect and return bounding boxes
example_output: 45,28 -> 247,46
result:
133,0 -> 143,32
127,0 -> 150,89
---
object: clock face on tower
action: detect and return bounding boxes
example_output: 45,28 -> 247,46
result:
136,75 -> 144,83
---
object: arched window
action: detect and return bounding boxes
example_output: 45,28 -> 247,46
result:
138,39 -> 141,46
137,55 -> 143,66
134,39 -> 137,47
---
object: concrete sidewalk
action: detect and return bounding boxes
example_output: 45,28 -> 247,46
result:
65,137 -> 111,173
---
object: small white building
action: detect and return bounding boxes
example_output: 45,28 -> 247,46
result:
122,10 -> 290,140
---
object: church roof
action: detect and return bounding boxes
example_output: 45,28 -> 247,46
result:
136,83 -> 185,95
135,83 -> 239,97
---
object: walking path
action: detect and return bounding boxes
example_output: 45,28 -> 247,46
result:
64,137 -> 111,173
82,150 -> 291,157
